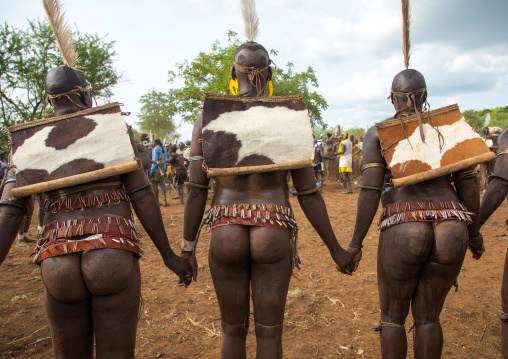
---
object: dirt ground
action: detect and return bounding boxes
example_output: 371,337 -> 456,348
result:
0,179 -> 507,358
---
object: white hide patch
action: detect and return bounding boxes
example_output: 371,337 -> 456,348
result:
13,112 -> 134,174
484,138 -> 494,147
203,106 -> 314,165
390,116 -> 479,170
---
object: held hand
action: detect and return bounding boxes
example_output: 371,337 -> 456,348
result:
163,252 -> 193,287
180,250 -> 198,282
347,247 -> 362,272
468,233 -> 485,260
331,246 -> 355,275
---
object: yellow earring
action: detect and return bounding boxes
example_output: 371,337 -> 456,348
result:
229,78 -> 239,95
267,80 -> 274,96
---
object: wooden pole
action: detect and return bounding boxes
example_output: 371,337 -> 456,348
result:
11,161 -> 139,198
207,159 -> 314,178
392,152 -> 495,188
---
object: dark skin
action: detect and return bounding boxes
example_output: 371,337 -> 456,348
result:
323,134 -> 338,181
150,141 -> 168,206
349,70 -> 481,359
478,129 -> 508,358
182,45 -> 354,359
335,134 -> 354,193
160,147 -> 189,205
0,79 -> 192,358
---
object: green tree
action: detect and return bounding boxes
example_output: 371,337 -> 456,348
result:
0,19 -> 121,151
463,106 -> 508,133
159,31 -> 328,127
313,123 -> 332,139
346,127 -> 366,140
137,90 -> 177,141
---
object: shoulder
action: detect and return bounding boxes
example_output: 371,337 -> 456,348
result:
497,129 -> 508,152
364,124 -> 382,142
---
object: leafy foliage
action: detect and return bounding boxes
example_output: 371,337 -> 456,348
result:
462,106 -> 508,133
137,90 -> 177,141
141,31 -> 328,128
166,31 -> 241,124
313,123 -> 332,140
0,19 -> 120,151
346,127 -> 367,140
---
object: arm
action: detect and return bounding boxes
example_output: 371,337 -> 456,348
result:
290,167 -> 354,274
160,154 -> 174,165
453,167 -> 482,259
124,133 -> 192,285
479,151 -> 508,228
181,114 -> 210,280
0,178 -> 31,266
122,169 -> 192,285
349,127 -> 386,266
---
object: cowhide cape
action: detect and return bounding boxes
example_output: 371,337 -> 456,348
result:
376,104 -> 494,187
9,103 -> 135,191
202,94 -> 314,177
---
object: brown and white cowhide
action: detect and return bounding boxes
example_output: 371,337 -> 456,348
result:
10,104 -> 135,188
376,104 -> 492,182
202,96 -> 314,175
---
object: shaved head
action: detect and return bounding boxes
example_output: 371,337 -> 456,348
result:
45,66 -> 88,95
392,69 -> 426,93
234,42 -> 270,68
391,69 -> 427,111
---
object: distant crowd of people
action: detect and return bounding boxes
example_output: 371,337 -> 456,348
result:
137,134 -> 190,206
313,131 -> 364,193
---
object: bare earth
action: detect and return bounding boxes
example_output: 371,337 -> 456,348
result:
0,179 -> 506,358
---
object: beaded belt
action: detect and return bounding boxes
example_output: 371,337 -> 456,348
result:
378,201 -> 473,231
203,203 -> 300,269
35,216 -> 142,264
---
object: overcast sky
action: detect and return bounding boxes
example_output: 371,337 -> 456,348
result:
3,0 -> 507,140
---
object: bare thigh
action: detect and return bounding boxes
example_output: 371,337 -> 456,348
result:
250,227 -> 293,325
41,253 -> 93,358
411,221 -> 467,322
378,222 -> 433,323
81,248 -> 141,358
209,225 -> 251,324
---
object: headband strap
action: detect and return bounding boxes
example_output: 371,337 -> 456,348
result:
46,83 -> 91,109
233,60 -> 272,97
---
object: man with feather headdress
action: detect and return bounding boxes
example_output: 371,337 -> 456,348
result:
180,0 -> 354,357
347,1 -> 484,358
0,1 -> 192,357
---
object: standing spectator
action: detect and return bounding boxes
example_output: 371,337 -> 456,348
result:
150,139 -> 168,206
337,133 -> 353,194
313,139 -> 324,185
160,145 -> 188,205
323,133 -> 338,181
176,142 -> 186,156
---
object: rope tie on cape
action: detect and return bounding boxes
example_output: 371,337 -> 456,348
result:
233,60 -> 272,97
390,87 -> 445,152
46,83 -> 91,110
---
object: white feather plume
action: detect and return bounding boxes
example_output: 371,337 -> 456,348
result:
241,0 -> 259,42
42,0 -> 79,68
